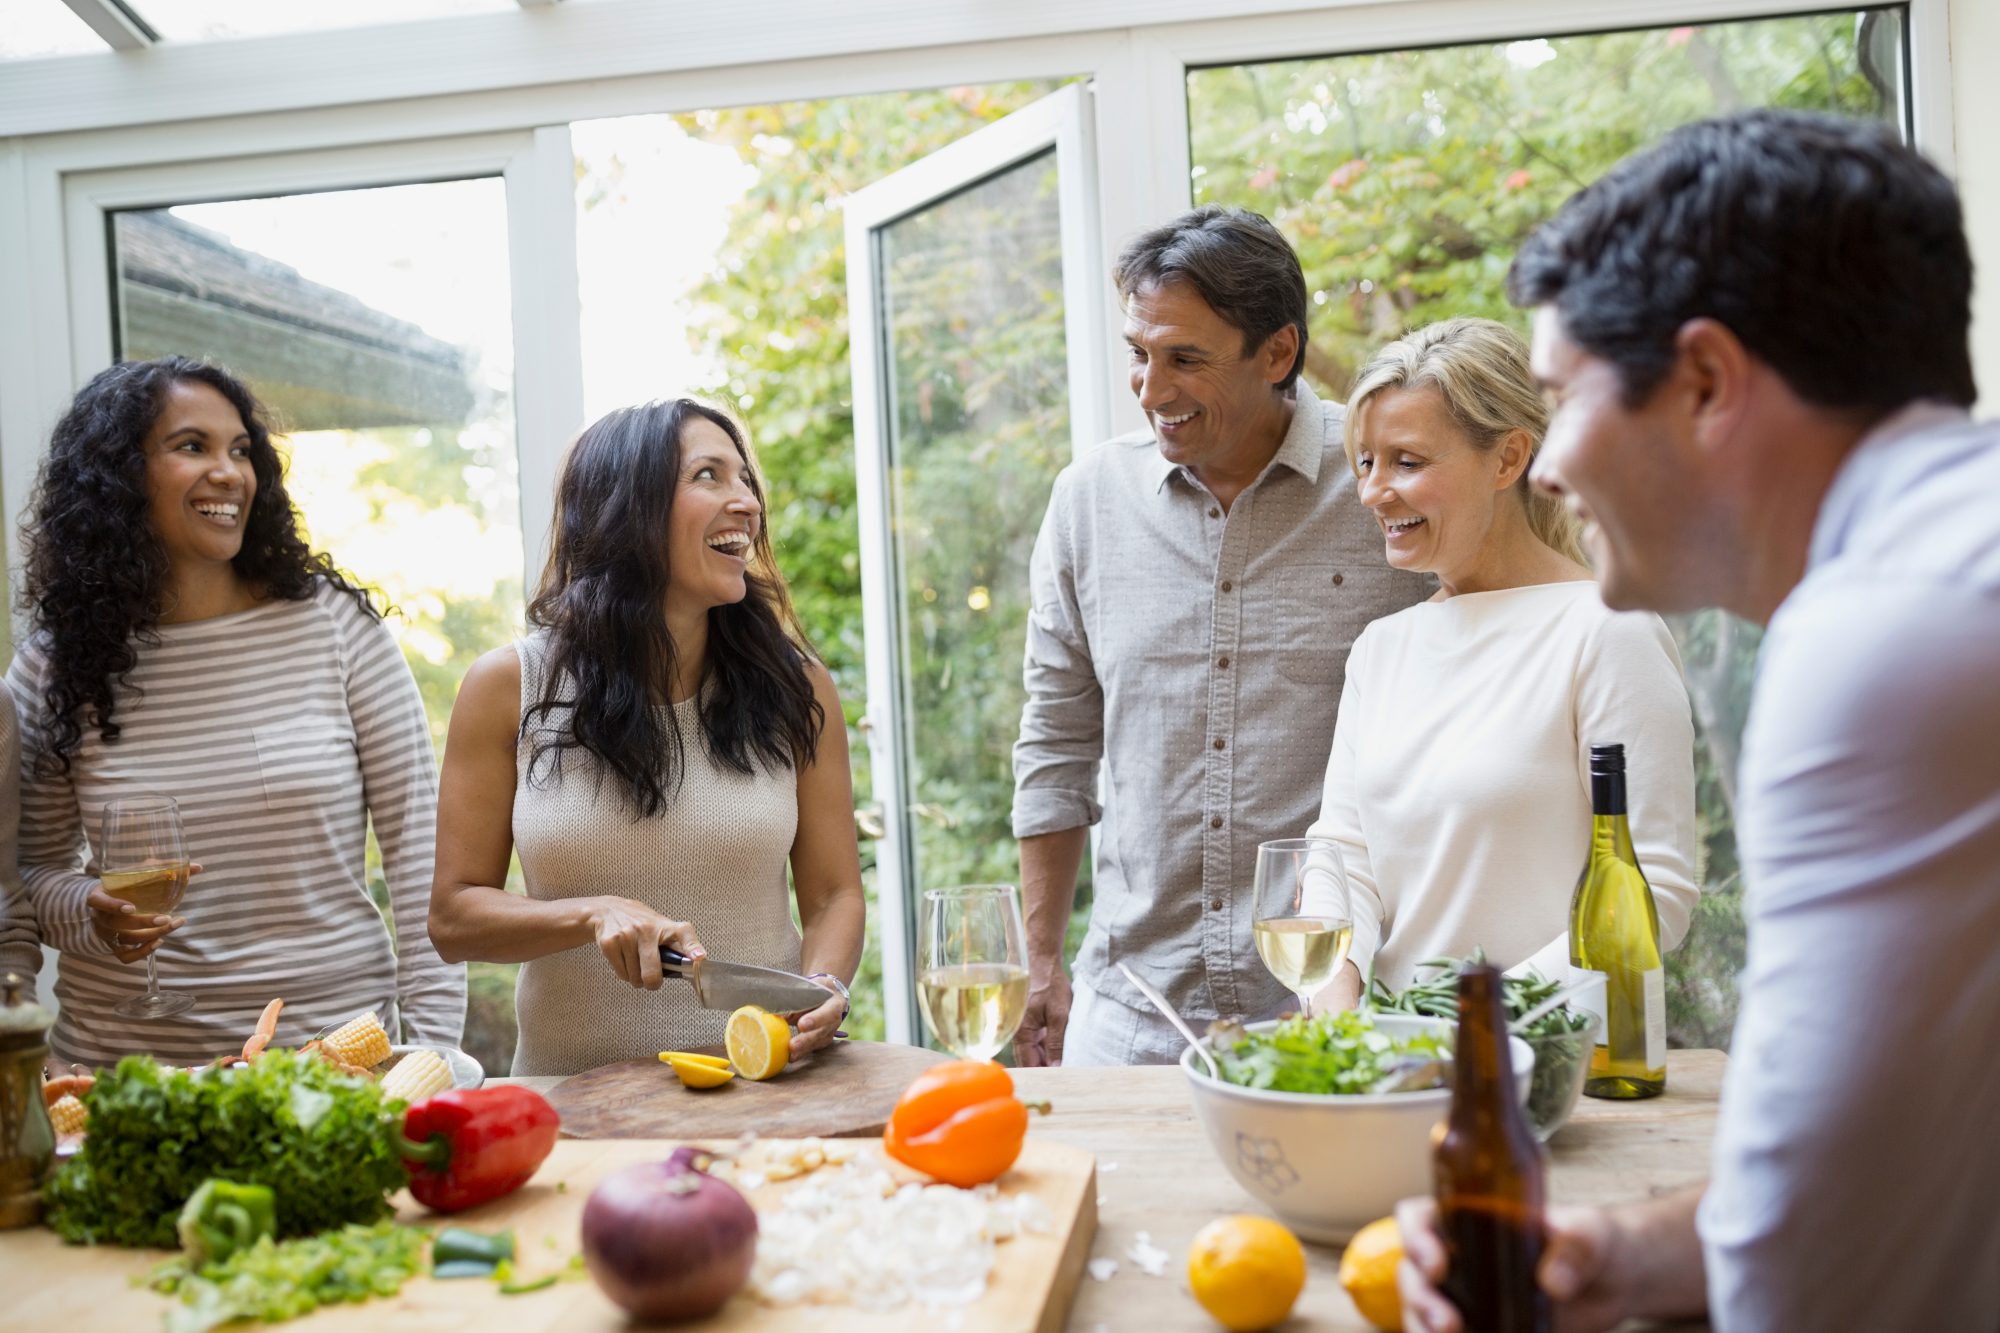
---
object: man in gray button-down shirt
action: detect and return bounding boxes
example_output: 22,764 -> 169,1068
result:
1010,206 -> 1430,1065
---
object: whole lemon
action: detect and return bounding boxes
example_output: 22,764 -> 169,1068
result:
1186,1214 -> 1307,1332
1337,1216 -> 1405,1331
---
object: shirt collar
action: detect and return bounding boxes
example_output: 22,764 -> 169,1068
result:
1807,399 -> 1971,570
1143,378 -> 1328,494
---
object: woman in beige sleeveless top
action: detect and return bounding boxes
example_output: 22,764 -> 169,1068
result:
430,399 -> 865,1075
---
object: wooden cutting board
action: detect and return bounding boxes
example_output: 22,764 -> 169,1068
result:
2,1136 -> 1098,1332
547,1039 -> 952,1139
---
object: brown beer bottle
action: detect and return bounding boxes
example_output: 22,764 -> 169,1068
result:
1434,964 -> 1552,1333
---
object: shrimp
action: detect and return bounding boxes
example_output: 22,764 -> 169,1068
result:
240,998 -> 284,1062
42,1073 -> 94,1106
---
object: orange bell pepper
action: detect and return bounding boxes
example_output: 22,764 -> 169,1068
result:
883,1060 -> 1042,1188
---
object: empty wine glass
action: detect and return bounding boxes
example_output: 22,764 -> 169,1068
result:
916,884 -> 1029,1061
1252,837 -> 1354,1017
101,794 -> 194,1019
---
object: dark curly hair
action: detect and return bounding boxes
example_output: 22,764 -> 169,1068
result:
20,357 -> 380,771
1508,109 -> 1975,410
524,398 -> 824,818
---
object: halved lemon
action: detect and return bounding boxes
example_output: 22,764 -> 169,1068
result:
725,1005 -> 791,1081
658,1050 -> 732,1069
663,1054 -> 736,1089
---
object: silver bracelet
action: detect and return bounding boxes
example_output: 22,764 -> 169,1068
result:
807,972 -> 850,1018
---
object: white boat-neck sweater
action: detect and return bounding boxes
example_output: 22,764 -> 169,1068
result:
1305,581 -> 1699,992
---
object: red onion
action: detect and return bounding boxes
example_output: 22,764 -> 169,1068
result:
581,1146 -> 758,1322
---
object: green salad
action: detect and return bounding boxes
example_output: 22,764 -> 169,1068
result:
1368,952 -> 1595,1041
1209,1009 -> 1448,1094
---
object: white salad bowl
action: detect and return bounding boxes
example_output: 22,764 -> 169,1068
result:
1180,1014 -> 1535,1244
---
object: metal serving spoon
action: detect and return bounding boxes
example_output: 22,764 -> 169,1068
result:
1116,961 -> 1221,1080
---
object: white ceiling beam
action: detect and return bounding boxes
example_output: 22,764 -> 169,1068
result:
0,0 -> 1370,138
57,0 -> 156,51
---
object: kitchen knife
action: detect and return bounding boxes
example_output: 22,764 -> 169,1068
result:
660,947 -> 835,1014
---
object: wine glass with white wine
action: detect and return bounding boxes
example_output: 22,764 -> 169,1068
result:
1253,837 -> 1355,1018
917,884 -> 1030,1062
101,794 -> 195,1019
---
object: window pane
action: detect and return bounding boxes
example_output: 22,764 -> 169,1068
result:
1187,9 -> 1906,1049
876,150 -> 1074,914
111,179 -> 525,755
138,0 -> 515,43
0,0 -> 110,59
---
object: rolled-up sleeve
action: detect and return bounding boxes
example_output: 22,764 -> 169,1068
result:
1011,469 -> 1104,838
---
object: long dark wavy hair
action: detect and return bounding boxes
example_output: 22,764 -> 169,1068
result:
20,357 -> 379,772
524,398 -> 824,817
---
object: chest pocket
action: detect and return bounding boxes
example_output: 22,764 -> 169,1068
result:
1247,564 -> 1348,686
252,721 -> 354,812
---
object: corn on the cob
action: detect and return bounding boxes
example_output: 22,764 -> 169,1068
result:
320,1012 -> 392,1069
48,1093 -> 87,1135
380,1048 -> 452,1103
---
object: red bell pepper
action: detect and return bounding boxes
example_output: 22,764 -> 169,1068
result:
397,1086 -> 560,1213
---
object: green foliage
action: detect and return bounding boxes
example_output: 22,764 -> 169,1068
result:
46,1052 -> 408,1248
1190,13 -> 1897,1049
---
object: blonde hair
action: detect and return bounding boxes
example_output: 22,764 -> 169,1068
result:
1343,317 -> 1586,565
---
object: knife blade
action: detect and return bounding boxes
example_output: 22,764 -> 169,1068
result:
660,947 -> 835,1014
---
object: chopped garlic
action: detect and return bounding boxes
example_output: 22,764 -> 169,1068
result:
746,1148 -> 1051,1312
1126,1231 -> 1170,1277
1087,1257 -> 1120,1282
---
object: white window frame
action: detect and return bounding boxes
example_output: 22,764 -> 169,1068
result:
40,129 -> 584,593
843,82 -> 1109,1043
0,0 -> 1960,1023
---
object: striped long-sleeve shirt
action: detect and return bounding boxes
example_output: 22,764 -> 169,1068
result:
0,686 -> 40,980
8,579 -> 465,1066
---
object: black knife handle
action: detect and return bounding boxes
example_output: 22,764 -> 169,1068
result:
660,946 -> 697,977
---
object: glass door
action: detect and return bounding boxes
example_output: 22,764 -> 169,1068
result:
845,83 -> 1110,1043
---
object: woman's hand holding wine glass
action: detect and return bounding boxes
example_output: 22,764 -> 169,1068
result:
97,795 -> 197,1016
88,862 -> 196,964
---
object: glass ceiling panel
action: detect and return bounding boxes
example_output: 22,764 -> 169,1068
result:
136,0 -> 517,43
0,0 -> 110,60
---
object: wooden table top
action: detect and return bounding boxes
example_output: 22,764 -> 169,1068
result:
501,1049 -> 1725,1331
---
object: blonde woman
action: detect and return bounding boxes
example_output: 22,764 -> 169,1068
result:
1304,318 -> 1698,1006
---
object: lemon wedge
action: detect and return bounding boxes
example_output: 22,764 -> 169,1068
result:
657,1050 -> 732,1069
662,1053 -> 737,1089
725,1005 -> 791,1081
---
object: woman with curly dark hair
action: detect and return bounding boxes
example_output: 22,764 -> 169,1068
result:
8,357 -> 465,1066
429,398 -> 863,1075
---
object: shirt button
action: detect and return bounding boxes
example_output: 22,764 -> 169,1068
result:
1208,507 -> 1220,518
1212,737 -> 1225,751
1332,572 -> 1345,586
1217,656 -> 1230,669
1209,898 -> 1224,911
1220,580 -> 1233,593
1209,815 -> 1223,829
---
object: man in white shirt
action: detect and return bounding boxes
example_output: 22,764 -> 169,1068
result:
1396,110 -> 2000,1330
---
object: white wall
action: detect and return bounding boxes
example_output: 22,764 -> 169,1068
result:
1952,0 -> 1999,412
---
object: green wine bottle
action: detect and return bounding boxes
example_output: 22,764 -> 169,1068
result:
1569,743 -> 1666,1099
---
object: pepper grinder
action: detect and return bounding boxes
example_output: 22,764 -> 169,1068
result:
0,972 -> 56,1228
